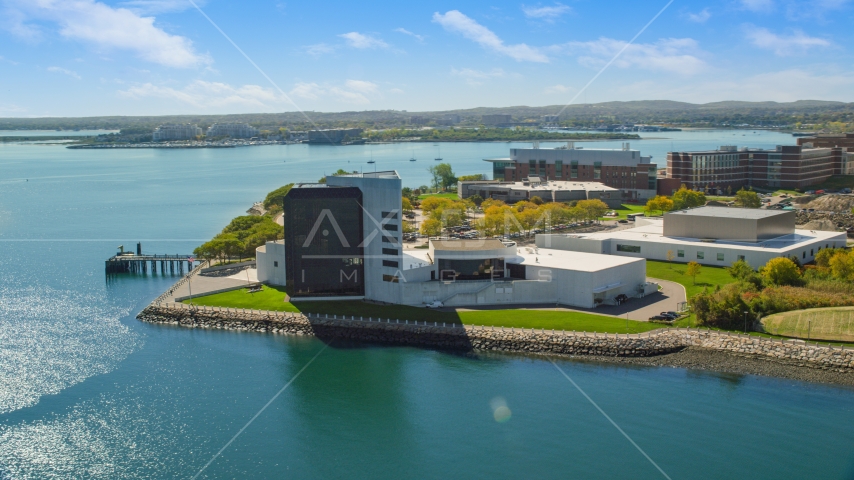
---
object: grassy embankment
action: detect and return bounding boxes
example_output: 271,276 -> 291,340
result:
762,307 -> 854,343
184,285 -> 662,334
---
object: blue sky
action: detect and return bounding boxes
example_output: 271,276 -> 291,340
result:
1,0 -> 853,117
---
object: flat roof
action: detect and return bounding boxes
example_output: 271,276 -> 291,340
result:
334,170 -> 400,179
464,180 -> 617,192
431,239 -> 507,251
510,247 -> 643,272
665,206 -> 789,220
559,220 -> 843,252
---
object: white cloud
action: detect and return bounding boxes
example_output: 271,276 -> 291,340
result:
394,27 -> 424,42
744,26 -> 831,56
304,43 -> 336,56
338,32 -> 388,49
288,80 -> 385,105
451,67 -> 506,86
2,0 -> 208,68
557,37 -> 706,75
47,66 -> 81,79
118,81 -> 287,108
522,3 -> 571,21
685,8 -> 711,23
344,80 -> 378,93
739,0 -> 775,12
118,0 -> 202,14
543,84 -> 573,94
433,10 -> 549,63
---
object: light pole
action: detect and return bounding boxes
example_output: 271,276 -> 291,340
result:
743,310 -> 748,333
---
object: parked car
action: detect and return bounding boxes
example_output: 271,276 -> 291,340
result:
649,315 -> 669,321
618,219 -> 628,224
660,312 -> 678,319
424,301 -> 444,309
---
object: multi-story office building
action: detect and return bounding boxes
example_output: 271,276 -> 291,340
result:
152,124 -> 202,141
481,114 -> 512,126
667,144 -> 846,191
797,133 -> 854,150
206,123 -> 259,138
484,142 -> 658,200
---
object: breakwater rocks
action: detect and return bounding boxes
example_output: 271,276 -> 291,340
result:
138,304 -> 854,376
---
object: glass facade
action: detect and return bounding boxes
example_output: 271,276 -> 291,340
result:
284,186 -> 365,297
491,161 -> 512,181
438,258 -> 505,281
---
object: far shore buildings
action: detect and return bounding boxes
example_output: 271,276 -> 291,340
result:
484,142 -> 659,201
458,178 -> 622,208
666,144 -> 853,193
307,128 -> 364,144
536,206 -> 846,268
152,124 -> 202,142
256,170 -> 651,308
206,123 -> 259,139
481,114 -> 512,126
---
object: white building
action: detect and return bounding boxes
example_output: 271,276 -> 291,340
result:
256,170 -> 649,309
152,124 -> 202,141
537,207 -> 846,268
206,123 -> 260,138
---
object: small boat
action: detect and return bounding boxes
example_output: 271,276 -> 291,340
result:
367,159 -> 375,164
410,148 -> 416,162
435,145 -> 443,161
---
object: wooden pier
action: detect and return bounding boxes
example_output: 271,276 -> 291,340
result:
105,254 -> 196,274
105,245 -> 196,274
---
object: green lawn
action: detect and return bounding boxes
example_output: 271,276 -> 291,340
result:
600,203 -> 648,221
184,285 -> 662,334
646,260 -> 731,299
417,192 -> 459,200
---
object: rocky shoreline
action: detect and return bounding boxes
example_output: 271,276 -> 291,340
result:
138,304 -> 854,386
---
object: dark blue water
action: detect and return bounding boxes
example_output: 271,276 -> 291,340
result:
2,133 -> 854,479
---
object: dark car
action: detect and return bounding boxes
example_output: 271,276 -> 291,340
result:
649,315 -> 669,321
618,219 -> 628,224
660,312 -> 678,319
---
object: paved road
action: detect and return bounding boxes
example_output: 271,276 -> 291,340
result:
451,277 -> 687,322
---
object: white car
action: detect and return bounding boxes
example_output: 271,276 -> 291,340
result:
424,301 -> 444,309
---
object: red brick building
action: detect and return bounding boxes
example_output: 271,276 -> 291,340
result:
666,144 -> 847,192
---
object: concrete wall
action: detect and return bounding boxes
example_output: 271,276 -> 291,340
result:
327,174 -> 403,304
535,235 -> 609,254
256,240 -> 287,286
664,210 -> 796,242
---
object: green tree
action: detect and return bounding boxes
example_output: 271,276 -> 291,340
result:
645,195 -> 674,216
815,248 -> 844,268
427,163 -> 457,191
829,251 -> 854,281
402,197 -> 413,212
735,188 -> 761,208
420,218 -> 444,237
469,194 -> 484,207
318,168 -> 350,184
727,259 -> 764,289
530,195 -> 544,205
671,186 -> 706,210
263,184 -> 294,211
458,174 -> 486,181
760,257 -> 801,286
685,261 -> 702,285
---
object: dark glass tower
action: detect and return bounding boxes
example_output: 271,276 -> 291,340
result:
284,185 -> 364,297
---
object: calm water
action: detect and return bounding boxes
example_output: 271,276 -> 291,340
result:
2,131 -> 854,479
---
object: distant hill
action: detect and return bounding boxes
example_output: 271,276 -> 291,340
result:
1,100 -> 851,131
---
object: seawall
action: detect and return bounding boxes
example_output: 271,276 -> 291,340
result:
137,304 -> 854,371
